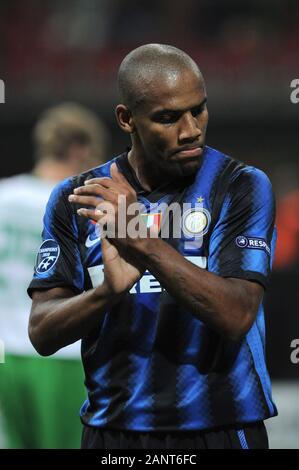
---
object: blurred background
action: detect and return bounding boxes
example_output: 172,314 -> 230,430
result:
0,0 -> 298,449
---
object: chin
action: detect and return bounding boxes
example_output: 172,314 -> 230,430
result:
168,160 -> 200,178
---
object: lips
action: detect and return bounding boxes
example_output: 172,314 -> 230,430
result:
172,146 -> 203,161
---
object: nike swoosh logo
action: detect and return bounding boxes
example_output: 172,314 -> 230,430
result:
85,235 -> 101,248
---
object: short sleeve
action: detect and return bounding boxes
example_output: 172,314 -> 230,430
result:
27,178 -> 84,297
208,167 -> 276,289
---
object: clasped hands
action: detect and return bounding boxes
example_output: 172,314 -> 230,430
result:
68,162 -> 150,294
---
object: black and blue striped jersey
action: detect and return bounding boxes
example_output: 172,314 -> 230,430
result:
28,146 -> 277,431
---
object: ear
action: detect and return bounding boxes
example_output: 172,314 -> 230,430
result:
115,104 -> 135,134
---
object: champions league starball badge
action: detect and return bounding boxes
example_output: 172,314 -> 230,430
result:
182,208 -> 211,237
35,239 -> 60,274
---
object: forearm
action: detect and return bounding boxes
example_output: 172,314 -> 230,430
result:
132,238 -> 253,340
29,285 -> 123,356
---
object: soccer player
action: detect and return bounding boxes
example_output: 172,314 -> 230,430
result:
28,44 -> 277,449
0,103 -> 109,448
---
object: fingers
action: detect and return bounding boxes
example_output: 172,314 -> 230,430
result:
77,207 -> 109,232
75,183 -> 109,197
69,163 -> 137,232
76,207 -> 102,221
85,176 -> 121,192
110,162 -> 131,186
69,183 -> 117,204
85,163 -> 133,191
68,194 -> 102,207
70,178 -> 136,210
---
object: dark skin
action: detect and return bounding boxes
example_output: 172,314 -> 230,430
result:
122,68 -> 209,189
29,233 -> 144,356
29,67 -> 263,356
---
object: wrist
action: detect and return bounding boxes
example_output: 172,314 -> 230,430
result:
129,234 -> 163,258
92,281 -> 116,300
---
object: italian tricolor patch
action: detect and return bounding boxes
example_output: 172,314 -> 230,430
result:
141,212 -> 162,231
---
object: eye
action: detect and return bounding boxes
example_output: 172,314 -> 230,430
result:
153,113 -> 180,125
191,105 -> 205,117
162,116 -> 178,124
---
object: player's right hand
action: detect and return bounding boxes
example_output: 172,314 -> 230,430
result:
99,237 -> 144,295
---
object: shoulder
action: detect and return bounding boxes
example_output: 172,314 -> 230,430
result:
229,163 -> 274,199
49,157 -> 117,203
220,162 -> 275,218
72,157 -> 118,188
203,147 -> 274,202
204,147 -> 275,213
206,146 -> 272,187
228,158 -> 272,183
206,146 -> 271,178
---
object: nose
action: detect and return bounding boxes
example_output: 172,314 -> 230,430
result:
178,112 -> 201,143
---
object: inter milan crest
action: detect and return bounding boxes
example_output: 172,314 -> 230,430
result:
35,239 -> 60,274
182,208 -> 211,237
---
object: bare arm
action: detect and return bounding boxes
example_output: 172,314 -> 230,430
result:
129,237 -> 264,341
29,164 -> 146,357
29,237 -> 144,356
29,284 -> 123,356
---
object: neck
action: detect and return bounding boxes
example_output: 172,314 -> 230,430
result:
33,159 -> 76,183
127,148 -> 169,192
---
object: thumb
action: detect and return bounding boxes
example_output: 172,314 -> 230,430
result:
101,236 -> 119,264
110,162 -> 130,186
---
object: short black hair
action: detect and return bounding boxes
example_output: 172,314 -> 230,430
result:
117,43 -> 204,112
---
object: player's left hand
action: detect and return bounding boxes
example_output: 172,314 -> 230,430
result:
68,163 -> 145,250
